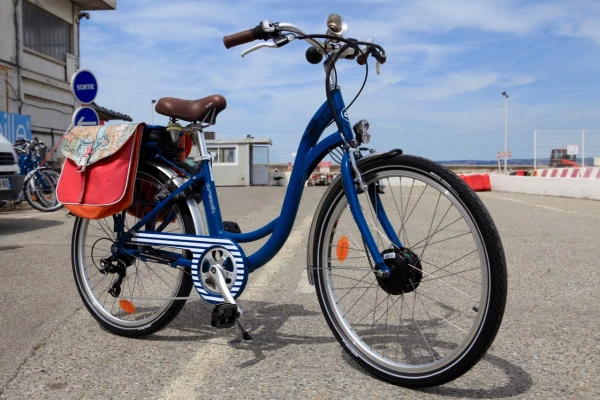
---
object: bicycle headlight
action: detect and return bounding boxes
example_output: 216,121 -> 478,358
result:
353,119 -> 371,144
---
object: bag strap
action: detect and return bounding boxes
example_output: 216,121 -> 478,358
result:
76,145 -> 93,172
77,168 -> 88,202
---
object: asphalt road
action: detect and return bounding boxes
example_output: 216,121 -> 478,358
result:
0,187 -> 598,400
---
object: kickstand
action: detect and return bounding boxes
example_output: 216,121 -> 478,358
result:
236,320 -> 253,341
210,264 -> 252,341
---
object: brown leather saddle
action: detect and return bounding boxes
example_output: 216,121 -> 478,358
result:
154,94 -> 227,124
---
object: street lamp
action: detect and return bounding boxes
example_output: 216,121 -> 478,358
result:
501,91 -> 509,175
151,99 -> 157,124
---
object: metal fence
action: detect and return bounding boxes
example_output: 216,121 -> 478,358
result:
534,130 -> 600,170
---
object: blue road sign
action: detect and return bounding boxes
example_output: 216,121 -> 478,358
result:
71,69 -> 98,104
72,106 -> 100,126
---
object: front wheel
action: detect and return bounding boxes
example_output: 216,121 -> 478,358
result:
311,154 -> 507,387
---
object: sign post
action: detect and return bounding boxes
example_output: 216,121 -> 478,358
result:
72,106 -> 100,126
71,69 -> 98,105
70,69 -> 99,126
497,151 -> 511,174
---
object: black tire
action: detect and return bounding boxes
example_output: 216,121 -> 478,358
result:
312,154 -> 507,387
24,168 -> 63,212
71,163 -> 196,337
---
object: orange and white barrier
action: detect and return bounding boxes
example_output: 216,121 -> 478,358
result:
490,171 -> 600,200
535,167 -> 600,179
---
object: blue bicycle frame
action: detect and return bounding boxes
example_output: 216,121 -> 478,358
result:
123,87 -> 391,278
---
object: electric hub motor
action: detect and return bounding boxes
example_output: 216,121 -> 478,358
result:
377,248 -> 423,295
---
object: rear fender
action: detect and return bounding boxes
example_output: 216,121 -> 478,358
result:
145,161 -> 206,236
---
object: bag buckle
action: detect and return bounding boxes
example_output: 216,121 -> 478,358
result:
77,145 -> 93,172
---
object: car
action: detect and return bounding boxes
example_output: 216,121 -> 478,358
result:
307,172 -> 335,186
0,133 -> 24,205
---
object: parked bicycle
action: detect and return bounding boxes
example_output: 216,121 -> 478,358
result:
69,16 -> 507,387
14,137 -> 62,212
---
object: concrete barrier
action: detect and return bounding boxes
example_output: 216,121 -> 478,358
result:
490,175 -> 600,200
282,169 -> 600,200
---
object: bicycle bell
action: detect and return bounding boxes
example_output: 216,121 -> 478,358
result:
326,14 -> 347,36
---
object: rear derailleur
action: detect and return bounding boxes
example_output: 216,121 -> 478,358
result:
98,254 -> 135,297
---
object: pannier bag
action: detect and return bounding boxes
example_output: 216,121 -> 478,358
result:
57,123 -> 144,219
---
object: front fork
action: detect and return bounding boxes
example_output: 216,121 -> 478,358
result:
341,149 -> 398,278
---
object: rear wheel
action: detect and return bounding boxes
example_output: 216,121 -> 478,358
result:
71,163 -> 197,337
312,154 -> 507,387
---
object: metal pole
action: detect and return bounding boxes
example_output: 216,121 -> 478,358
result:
581,129 -> 585,168
533,129 -> 537,172
502,91 -> 509,175
151,99 -> 156,124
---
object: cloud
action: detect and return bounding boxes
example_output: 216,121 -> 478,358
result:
401,71 -> 499,101
557,16 -> 600,44
499,75 -> 536,87
80,1 -> 600,162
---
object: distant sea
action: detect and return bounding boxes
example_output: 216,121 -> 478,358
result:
438,157 -> 596,166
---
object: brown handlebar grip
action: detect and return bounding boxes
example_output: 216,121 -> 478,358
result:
223,29 -> 256,49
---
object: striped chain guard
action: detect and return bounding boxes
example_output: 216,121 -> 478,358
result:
130,232 -> 248,303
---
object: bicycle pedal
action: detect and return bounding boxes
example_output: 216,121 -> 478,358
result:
211,303 -> 239,329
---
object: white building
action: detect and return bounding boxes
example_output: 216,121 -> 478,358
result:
0,0 -> 118,154
204,136 -> 273,186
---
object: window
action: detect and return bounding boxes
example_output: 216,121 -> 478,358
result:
22,1 -> 72,61
208,146 -> 238,165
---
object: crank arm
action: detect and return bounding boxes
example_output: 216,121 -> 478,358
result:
210,264 -> 238,307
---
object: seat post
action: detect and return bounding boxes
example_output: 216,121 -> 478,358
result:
188,124 -> 212,163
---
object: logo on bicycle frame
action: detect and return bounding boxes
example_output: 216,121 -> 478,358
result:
341,108 -> 349,122
206,182 -> 217,214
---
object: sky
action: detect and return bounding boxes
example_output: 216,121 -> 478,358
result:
79,0 -> 600,163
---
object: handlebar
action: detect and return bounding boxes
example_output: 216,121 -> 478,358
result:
223,21 -> 276,49
223,18 -> 386,67
223,29 -> 255,49
13,138 -> 46,155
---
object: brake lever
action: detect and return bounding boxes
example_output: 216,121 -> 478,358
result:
374,50 -> 386,75
241,36 -> 295,57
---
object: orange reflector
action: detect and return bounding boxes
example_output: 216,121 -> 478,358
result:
336,236 -> 349,262
119,299 -> 136,314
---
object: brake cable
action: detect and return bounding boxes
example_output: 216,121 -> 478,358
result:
298,34 -> 373,134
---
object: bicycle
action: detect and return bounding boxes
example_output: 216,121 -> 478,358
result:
14,138 -> 63,212
70,15 -> 507,388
